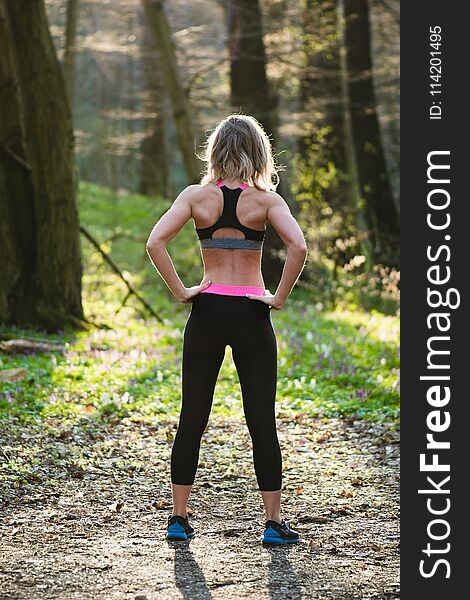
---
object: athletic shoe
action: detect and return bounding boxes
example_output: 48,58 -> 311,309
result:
166,513 -> 195,540
262,518 -> 300,544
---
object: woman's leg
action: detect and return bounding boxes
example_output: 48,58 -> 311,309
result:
170,484 -> 192,518
261,490 -> 282,524
170,297 -> 226,515
231,302 -> 283,519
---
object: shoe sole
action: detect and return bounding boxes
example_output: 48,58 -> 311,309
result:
166,531 -> 195,540
262,536 -> 300,545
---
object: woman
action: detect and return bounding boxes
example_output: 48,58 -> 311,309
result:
146,114 -> 307,544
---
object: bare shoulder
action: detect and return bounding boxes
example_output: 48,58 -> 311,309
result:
176,184 -> 204,202
173,184 -> 206,214
260,190 -> 306,247
265,190 -> 289,207
260,190 -> 292,219
247,187 -> 286,207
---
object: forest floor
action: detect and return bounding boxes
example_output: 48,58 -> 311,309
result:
0,411 -> 399,599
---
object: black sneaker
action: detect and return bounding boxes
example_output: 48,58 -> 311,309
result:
262,518 -> 300,544
166,513 -> 195,540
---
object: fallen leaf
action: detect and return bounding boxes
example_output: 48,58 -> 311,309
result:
152,499 -> 172,511
297,515 -> 330,524
351,478 -> 364,486
109,500 -> 125,512
67,463 -> 85,478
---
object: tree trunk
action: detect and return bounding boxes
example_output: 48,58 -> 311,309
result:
141,0 -> 200,184
138,13 -> 170,197
342,0 -> 399,265
63,0 -> 79,113
227,0 -> 275,134
226,0 -> 284,286
337,0 -> 373,265
0,1 -> 36,325
0,0 -> 84,330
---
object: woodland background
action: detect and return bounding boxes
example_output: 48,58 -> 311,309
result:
0,2 -> 400,598
0,0 -> 399,330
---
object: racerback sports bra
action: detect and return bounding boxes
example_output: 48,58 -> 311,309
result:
195,180 -> 266,250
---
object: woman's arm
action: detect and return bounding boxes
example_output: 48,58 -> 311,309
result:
247,193 -> 307,309
146,186 -> 211,303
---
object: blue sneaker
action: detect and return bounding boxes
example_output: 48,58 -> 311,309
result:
262,518 -> 300,544
166,514 -> 195,540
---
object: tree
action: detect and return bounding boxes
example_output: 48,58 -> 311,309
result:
227,0 -> 276,134
341,0 -> 399,265
291,0 -> 372,281
0,0 -> 84,330
142,0 -> 201,184
226,0 -> 284,285
63,0 -> 80,113
138,12 -> 170,197
337,0 -> 373,264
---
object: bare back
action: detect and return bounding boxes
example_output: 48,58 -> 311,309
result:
146,179 -> 305,297
190,183 -> 272,287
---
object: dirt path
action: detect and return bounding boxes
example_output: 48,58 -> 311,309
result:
0,414 -> 399,599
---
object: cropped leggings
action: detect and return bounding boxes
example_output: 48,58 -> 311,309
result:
170,292 -> 282,491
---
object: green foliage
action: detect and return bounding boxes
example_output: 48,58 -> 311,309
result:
0,296 -> 399,429
276,291 -> 399,422
291,130 -> 399,315
1,183 -> 399,448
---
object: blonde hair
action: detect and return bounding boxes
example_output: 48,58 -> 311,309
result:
198,113 -> 282,191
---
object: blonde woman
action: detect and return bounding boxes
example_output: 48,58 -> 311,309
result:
146,114 -> 307,544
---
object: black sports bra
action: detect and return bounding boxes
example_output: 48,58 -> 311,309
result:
195,180 -> 266,250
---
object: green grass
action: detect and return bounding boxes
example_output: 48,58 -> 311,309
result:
0,182 -> 399,430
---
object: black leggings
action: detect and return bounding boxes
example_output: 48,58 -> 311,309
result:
170,292 -> 282,491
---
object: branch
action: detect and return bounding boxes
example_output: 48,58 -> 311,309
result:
185,57 -> 227,94
79,225 -> 163,322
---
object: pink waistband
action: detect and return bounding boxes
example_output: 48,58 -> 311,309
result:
199,283 -> 266,297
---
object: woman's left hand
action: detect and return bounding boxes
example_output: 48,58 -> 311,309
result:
245,291 -> 284,310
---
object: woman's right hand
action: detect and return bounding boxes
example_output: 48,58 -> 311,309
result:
177,280 -> 212,303
246,291 -> 284,310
